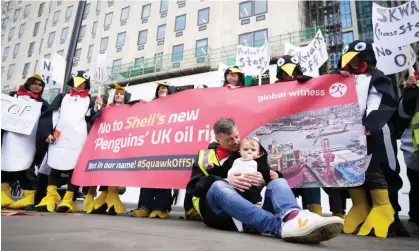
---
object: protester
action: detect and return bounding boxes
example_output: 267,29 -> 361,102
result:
223,66 -> 245,88
35,71 -> 102,213
1,74 -> 49,209
129,82 -> 176,219
186,117 -> 343,243
338,40 -> 405,238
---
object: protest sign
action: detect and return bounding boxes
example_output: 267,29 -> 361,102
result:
72,75 -> 369,189
1,94 -> 42,135
39,56 -> 65,90
236,40 -> 270,76
93,53 -> 109,84
372,1 -> 419,47
373,43 -> 417,74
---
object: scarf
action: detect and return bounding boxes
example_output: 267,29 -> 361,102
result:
69,88 -> 89,98
16,87 -> 41,100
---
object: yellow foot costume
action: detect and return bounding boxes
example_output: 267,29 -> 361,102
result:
105,186 -> 126,215
129,208 -> 150,217
184,208 -> 202,221
344,188 -> 370,234
333,212 -> 345,220
149,210 -> 170,219
8,190 -> 35,209
56,191 -> 78,213
35,185 -> 61,212
1,183 -> 15,208
308,204 -> 322,216
357,189 -> 395,238
89,190 -> 108,214
83,192 -> 95,213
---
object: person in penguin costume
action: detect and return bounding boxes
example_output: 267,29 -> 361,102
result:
223,66 -> 245,89
338,40 -> 405,238
273,55 -> 322,216
129,81 -> 176,219
1,74 -> 49,209
83,83 -> 132,215
34,70 -> 102,213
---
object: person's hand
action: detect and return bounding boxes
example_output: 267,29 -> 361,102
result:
340,71 -> 350,77
406,76 -> 417,88
46,134 -> 54,143
227,84 -> 240,90
226,173 -> 252,192
243,172 -> 265,186
365,128 -> 371,136
270,170 -> 279,180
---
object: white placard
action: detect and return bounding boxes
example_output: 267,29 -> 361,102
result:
236,39 -> 270,76
217,63 -> 229,85
38,56 -> 65,90
1,94 -> 42,135
292,29 -> 328,77
373,43 -> 417,75
52,53 -> 65,88
372,1 -> 419,47
93,53 -> 109,84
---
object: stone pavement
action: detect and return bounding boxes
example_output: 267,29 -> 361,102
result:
1,210 -> 418,251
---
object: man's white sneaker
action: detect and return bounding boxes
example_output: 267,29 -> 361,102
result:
281,210 -> 343,244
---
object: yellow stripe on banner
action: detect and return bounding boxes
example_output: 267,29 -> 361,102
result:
192,196 -> 201,216
197,150 -> 209,176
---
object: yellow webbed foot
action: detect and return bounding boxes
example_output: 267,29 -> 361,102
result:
308,204 -> 322,216
1,183 -> 15,208
184,208 -> 203,221
89,190 -> 108,214
129,208 -> 150,217
8,190 -> 35,209
83,193 -> 95,213
35,185 -> 61,212
56,191 -> 78,213
344,188 -> 370,234
358,189 -> 394,238
149,210 -> 169,219
105,187 -> 126,214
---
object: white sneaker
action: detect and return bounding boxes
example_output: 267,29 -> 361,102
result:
281,211 -> 343,244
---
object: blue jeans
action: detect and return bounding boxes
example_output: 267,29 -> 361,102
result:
206,179 -> 301,236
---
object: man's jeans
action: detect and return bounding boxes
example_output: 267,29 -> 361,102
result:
206,179 -> 301,236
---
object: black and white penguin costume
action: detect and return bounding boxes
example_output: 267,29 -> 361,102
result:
1,74 -> 48,209
338,40 -> 405,238
275,55 -> 312,83
34,71 -> 97,213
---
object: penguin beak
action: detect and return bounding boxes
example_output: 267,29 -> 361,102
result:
281,63 -> 297,77
73,77 -> 86,88
341,51 -> 359,68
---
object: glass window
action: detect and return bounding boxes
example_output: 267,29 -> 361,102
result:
121,6 -> 129,21
88,45 -> 93,58
198,8 -> 209,25
24,4 -> 31,17
61,27 -> 68,40
34,60 -> 38,74
342,32 -> 354,45
14,9 -> 20,20
100,37 -> 109,52
53,10 -> 60,23
28,42 -> 35,53
84,3 -> 90,16
239,1 -> 252,19
96,1 -> 101,11
254,29 -> 267,46
19,23 -> 25,36
3,47 -> 10,58
134,57 -> 144,68
79,25 -> 86,38
254,0 -> 267,15
160,0 -> 168,13
13,43 -> 20,55
92,21 -> 98,35
23,63 -> 30,75
112,59 -> 121,74
57,50 -> 64,56
33,22 -> 40,34
175,15 -> 186,31
137,30 -> 147,45
66,6 -> 74,18
2,17 -> 8,28
104,12 -> 113,26
239,29 -> 267,47
38,2 -> 44,15
8,64 -> 15,76
142,4 -> 151,19
116,32 -> 126,47
74,48 -> 81,60
157,24 -> 166,40
340,0 -> 352,28
172,44 -> 183,62
195,38 -> 208,57
48,31 -> 55,44
8,27 -> 15,39
239,32 -> 252,46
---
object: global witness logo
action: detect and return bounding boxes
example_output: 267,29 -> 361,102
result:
329,83 -> 347,98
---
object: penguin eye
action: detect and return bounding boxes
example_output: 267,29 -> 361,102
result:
83,72 -> 90,79
71,72 -> 78,77
277,58 -> 285,67
342,45 -> 349,54
354,42 -> 367,52
291,57 -> 299,64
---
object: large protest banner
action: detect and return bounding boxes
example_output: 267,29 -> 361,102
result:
72,75 -> 369,189
1,94 -> 42,135
372,0 -> 419,47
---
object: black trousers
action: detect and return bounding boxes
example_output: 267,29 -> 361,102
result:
323,188 -> 348,214
1,162 -> 37,190
138,188 -> 172,212
48,168 -> 78,200
407,168 -> 419,225
184,192 -> 193,212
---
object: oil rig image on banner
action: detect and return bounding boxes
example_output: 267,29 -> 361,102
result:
252,103 -> 370,188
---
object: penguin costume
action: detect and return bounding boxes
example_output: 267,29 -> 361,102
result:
223,66 -> 245,88
129,82 -> 176,219
338,40 -> 404,238
1,74 -> 49,209
34,70 -> 99,213
275,55 -> 312,83
84,83 -> 131,215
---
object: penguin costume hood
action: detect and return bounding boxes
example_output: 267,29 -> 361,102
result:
155,81 -> 176,99
68,70 -> 91,90
276,55 -> 312,83
223,66 -> 245,87
338,40 -> 377,73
